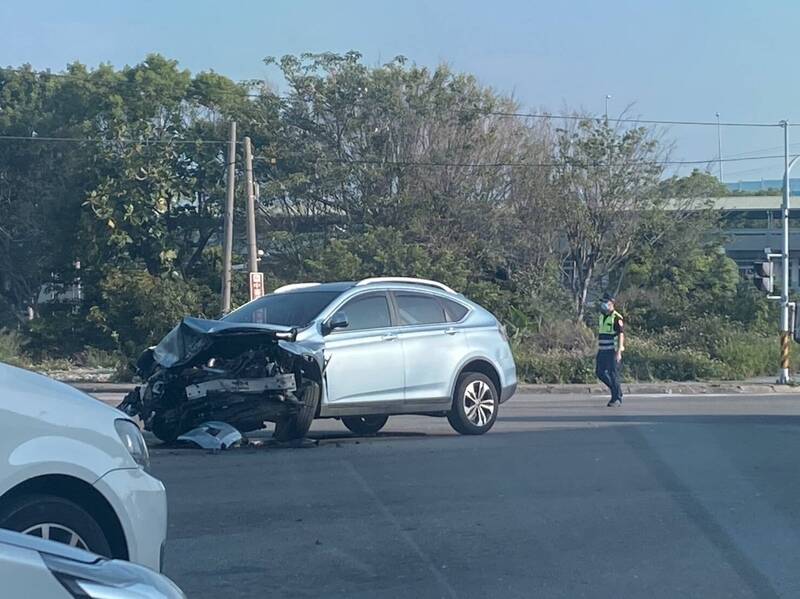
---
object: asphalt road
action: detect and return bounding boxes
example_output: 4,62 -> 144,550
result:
143,392 -> 800,598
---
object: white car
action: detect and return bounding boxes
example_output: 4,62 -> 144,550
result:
0,528 -> 184,598
0,362 -> 167,572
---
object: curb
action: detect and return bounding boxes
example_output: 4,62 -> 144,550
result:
70,382 -> 135,394
516,382 -> 800,395
68,381 -> 800,396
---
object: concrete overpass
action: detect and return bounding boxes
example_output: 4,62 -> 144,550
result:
695,195 -> 800,289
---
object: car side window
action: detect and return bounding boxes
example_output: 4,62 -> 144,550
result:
395,293 -> 447,326
442,298 -> 469,322
333,294 -> 391,331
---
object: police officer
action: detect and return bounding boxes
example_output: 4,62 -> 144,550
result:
597,292 -> 624,407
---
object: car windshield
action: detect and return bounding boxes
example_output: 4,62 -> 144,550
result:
222,291 -> 341,327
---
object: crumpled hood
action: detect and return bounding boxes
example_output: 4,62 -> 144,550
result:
151,317 -> 297,370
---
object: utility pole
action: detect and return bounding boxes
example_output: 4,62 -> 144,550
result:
780,120 -> 791,384
716,112 -> 724,182
605,95 -> 611,121
243,137 -> 263,300
220,121 -> 236,314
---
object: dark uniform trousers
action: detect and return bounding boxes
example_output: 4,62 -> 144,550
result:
596,350 -> 622,402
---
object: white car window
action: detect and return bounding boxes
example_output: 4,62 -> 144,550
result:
334,294 -> 391,331
395,293 -> 447,325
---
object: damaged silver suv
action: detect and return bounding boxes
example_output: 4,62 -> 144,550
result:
120,278 -> 517,442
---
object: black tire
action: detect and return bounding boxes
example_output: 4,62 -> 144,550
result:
274,381 -> 321,442
0,493 -> 112,557
342,415 -> 389,435
151,413 -> 181,444
447,372 -> 499,435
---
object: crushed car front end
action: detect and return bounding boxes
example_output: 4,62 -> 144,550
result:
119,317 -> 324,443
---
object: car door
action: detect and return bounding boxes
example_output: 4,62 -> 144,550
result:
322,291 -> 405,405
392,292 -> 470,404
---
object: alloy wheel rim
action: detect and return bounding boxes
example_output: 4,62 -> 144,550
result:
22,523 -> 89,551
463,380 -> 495,426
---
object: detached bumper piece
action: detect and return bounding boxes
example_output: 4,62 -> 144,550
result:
176,421 -> 243,450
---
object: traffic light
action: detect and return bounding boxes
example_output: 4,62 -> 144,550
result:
753,261 -> 773,293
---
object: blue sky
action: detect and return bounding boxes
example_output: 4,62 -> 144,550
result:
2,0 -> 797,181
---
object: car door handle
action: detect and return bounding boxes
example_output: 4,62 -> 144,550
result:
444,328 -> 458,335
381,333 -> 398,341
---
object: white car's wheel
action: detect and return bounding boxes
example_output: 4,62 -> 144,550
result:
447,372 -> 499,435
0,494 -> 112,556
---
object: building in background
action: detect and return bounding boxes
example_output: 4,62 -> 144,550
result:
712,196 -> 800,289
726,178 -> 800,194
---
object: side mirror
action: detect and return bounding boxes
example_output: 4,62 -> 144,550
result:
323,312 -> 349,335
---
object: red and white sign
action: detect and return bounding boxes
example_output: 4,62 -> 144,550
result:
249,272 -> 265,301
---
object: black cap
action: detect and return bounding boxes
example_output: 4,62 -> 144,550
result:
601,291 -> 615,302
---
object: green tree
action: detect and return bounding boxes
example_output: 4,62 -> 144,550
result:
658,168 -> 728,199
554,118 -> 664,321
0,56 -> 273,354
257,52 -> 560,320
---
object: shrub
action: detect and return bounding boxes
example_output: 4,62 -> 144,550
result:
88,269 -> 217,360
623,338 -> 723,381
23,306 -> 111,360
512,325 -> 783,383
527,320 -> 595,353
0,329 -> 28,367
715,333 -> 778,379
74,347 -> 123,369
512,341 -> 595,384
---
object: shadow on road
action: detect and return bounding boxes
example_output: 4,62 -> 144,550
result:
147,430 -> 434,451
616,425 -> 782,599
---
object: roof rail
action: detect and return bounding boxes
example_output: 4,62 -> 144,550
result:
273,282 -> 321,294
355,277 -> 456,294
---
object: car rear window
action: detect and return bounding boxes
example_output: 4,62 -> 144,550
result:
395,293 -> 448,325
442,298 -> 469,321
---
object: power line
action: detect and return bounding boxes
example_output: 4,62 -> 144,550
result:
315,153 -> 799,168
723,167 -> 779,179
488,111 -> 782,128
2,66 -> 790,129
0,133 -> 794,167
723,143 -> 794,159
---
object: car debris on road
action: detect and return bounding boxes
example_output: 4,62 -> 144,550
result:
176,421 -> 243,450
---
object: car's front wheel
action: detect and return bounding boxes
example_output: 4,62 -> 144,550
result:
0,493 -> 112,556
273,381 -> 321,442
342,415 -> 389,435
447,372 -> 499,435
151,412 -> 182,444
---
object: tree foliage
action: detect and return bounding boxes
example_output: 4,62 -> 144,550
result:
0,52 -> 747,368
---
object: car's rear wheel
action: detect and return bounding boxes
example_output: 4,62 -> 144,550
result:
0,494 -> 112,556
273,381 -> 321,442
342,415 -> 389,435
447,372 -> 499,435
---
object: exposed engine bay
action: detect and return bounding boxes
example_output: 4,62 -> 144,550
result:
119,317 -> 323,443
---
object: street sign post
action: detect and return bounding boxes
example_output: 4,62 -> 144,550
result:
249,272 -> 264,301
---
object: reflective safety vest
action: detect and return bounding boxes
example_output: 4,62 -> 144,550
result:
598,311 -> 622,352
